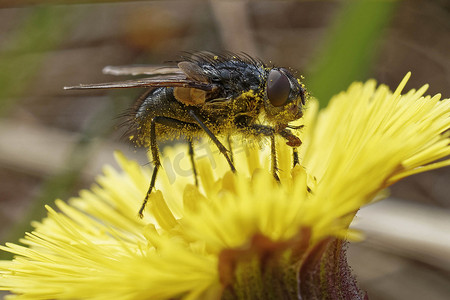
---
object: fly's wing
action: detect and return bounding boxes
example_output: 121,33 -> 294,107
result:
171,61 -> 213,105
64,76 -> 216,91
102,65 -> 183,76
177,62 -> 209,82
65,61 -> 229,107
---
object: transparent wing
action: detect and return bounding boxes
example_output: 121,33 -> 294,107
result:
102,65 -> 184,76
64,77 -> 216,91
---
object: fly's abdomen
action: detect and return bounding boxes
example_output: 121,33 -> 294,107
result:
130,87 -> 203,147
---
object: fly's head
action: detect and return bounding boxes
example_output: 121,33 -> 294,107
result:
263,68 -> 306,127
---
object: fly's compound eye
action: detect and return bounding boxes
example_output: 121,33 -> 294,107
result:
267,69 -> 290,107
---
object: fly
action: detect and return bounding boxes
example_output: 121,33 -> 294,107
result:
65,52 -> 307,217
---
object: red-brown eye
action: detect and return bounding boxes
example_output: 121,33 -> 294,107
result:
267,69 -> 290,107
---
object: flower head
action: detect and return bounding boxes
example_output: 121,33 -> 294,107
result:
1,73 -> 449,299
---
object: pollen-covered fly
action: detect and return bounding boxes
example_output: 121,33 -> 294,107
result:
65,52 -> 307,217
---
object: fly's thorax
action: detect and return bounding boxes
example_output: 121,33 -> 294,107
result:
233,89 -> 264,116
198,88 -> 264,131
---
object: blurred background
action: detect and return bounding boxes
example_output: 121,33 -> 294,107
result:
0,0 -> 449,299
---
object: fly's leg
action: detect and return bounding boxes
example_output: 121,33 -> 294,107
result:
237,123 -> 280,180
188,110 -> 236,172
227,135 -> 234,165
236,121 -> 302,180
252,126 -> 279,181
188,137 -> 199,186
139,118 -> 160,218
280,128 -> 312,193
279,128 -> 302,148
292,148 -> 299,167
279,128 -> 302,168
139,116 -> 201,218
270,134 -> 280,181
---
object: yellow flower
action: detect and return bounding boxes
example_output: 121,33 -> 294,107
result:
1,73 -> 449,299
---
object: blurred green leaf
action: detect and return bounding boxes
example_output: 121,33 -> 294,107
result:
0,6 -> 74,115
306,1 -> 399,107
